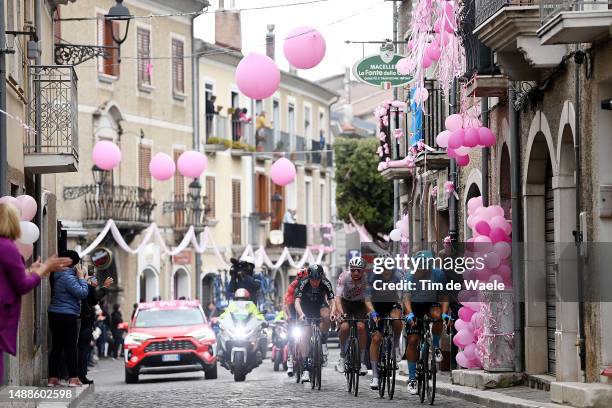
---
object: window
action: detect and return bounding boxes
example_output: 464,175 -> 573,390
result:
206,176 -> 216,219
137,27 -> 152,87
172,38 -> 185,95
320,183 -> 325,222
139,144 -> 152,190
271,184 -> 284,230
255,100 -> 263,115
288,103 -> 296,150
256,174 -> 269,215
304,106 -> 312,143
97,13 -> 120,77
6,0 -> 24,87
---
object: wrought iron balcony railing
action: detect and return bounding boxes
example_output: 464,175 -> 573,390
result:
63,185 -> 155,227
541,0 -> 612,24
26,65 -> 78,158
476,0 -> 541,27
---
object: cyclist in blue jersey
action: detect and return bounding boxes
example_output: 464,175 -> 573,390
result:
404,251 -> 451,395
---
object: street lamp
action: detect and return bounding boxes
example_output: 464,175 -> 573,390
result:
189,178 -> 203,302
91,165 -> 107,186
106,0 -> 132,45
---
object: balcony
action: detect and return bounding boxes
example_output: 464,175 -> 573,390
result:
25,65 -> 78,174
63,184 -> 156,232
163,194 -> 210,238
539,0 -> 612,44
414,84 -> 450,170
473,0 -> 566,80
205,115 -> 255,151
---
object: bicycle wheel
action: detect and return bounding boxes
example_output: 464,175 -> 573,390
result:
295,354 -> 302,384
349,337 -> 360,397
378,341 -> 386,398
387,337 -> 396,400
419,342 -> 429,404
346,341 -> 354,393
427,346 -> 436,405
316,337 -> 322,390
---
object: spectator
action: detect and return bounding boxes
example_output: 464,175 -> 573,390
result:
205,302 -> 218,319
255,111 -> 272,147
78,270 -> 113,384
109,304 -> 124,359
238,108 -> 252,142
47,250 -> 89,387
0,204 -> 71,385
231,108 -> 242,141
319,129 -> 326,149
94,307 -> 107,359
205,95 -> 218,140
283,209 -> 296,224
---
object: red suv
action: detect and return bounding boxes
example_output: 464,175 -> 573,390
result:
124,300 -> 217,383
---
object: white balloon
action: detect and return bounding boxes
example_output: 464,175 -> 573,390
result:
389,229 -> 402,242
18,221 -> 40,244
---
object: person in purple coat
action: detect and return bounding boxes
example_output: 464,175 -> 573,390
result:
0,203 -> 72,385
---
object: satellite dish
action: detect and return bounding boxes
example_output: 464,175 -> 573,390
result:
269,230 -> 283,245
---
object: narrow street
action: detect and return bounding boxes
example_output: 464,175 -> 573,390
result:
79,349 -> 486,408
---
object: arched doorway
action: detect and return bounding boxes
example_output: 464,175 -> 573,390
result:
273,270 -> 283,308
139,268 -> 159,302
201,273 -> 217,307
173,268 -> 190,299
465,183 -> 481,240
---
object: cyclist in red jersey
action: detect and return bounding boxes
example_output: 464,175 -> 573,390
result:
283,268 -> 308,376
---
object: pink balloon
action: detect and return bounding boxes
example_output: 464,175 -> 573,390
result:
436,130 -> 451,148
433,20 -> 441,34
484,252 -> 501,269
489,273 -> 503,284
498,264 -> 512,280
491,205 -> 505,217
283,26 -> 326,69
455,146 -> 471,156
455,319 -> 468,331
464,343 -> 477,361
149,153 -> 176,181
489,227 -> 507,243
16,195 -> 37,221
490,215 -> 509,231
473,235 -> 492,252
445,114 -> 464,132
0,196 -> 20,210
464,128 -> 480,147
448,129 -> 465,149
446,147 -> 458,158
474,220 -> 491,236
427,43 -> 441,61
458,307 -> 475,322
470,312 -> 482,327
270,158 -> 296,186
236,53 -> 280,99
456,351 -> 471,368
478,127 -> 496,147
16,241 -> 33,260
92,141 -> 122,170
177,151 -> 207,178
468,196 -> 483,211
493,241 -> 512,259
436,32 -> 450,47
422,54 -> 433,69
456,154 -> 470,166
396,57 -> 411,75
455,329 -> 475,348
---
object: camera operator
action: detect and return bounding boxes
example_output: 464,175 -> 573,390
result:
227,257 -> 261,301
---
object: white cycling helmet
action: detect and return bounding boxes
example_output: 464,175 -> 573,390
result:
349,256 -> 366,269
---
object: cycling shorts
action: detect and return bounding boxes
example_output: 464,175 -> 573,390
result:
341,298 -> 368,320
301,300 -> 329,318
405,302 -> 441,335
371,302 -> 403,332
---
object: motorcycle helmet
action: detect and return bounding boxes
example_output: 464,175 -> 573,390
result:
234,288 -> 251,300
349,256 -> 366,270
297,268 -> 309,280
308,264 -> 324,280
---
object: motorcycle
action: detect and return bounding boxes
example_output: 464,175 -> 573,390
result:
270,322 -> 289,372
216,301 -> 266,381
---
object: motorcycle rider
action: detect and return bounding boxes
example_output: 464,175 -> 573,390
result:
404,251 -> 451,395
294,264 -> 335,383
282,268 -> 308,376
333,256 -> 369,376
365,261 -> 405,390
219,289 -> 264,321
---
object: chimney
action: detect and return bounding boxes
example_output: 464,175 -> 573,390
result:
266,24 -> 275,60
215,0 -> 242,52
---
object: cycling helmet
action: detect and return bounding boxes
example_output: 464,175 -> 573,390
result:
297,268 -> 309,280
234,288 -> 251,301
308,264 -> 324,280
349,256 -> 366,269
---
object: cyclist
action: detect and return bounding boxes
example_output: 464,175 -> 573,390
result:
283,268 -> 309,376
365,261 -> 405,390
334,256 -> 369,376
404,250 -> 451,395
294,264 -> 335,383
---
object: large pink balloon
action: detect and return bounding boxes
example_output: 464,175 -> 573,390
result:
484,252 -> 501,269
448,129 -> 465,149
493,241 -> 512,259
149,153 -> 176,181
475,220 -> 491,236
427,43 -> 441,61
396,58 -> 411,75
463,127 -> 480,147
456,351 -> 470,368
479,127 -> 496,147
458,306 -> 475,322
445,114 -> 464,132
422,54 -> 433,69
0,196 -> 20,209
270,158 -> 296,186
489,227 -> 507,243
16,241 -> 33,260
177,151 -> 207,178
283,26 -> 326,69
456,154 -> 470,166
436,130 -> 451,148
16,195 -> 37,221
92,141 -> 122,170
236,53 -> 280,99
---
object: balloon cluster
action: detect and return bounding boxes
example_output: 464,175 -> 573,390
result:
389,213 -> 409,242
236,26 -> 326,99
92,141 -> 208,181
454,196 -> 513,369
435,112 -> 496,167
0,195 -> 40,259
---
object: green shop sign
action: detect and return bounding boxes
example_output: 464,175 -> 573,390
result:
352,53 -> 413,89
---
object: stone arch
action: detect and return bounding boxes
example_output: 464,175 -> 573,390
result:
499,143 -> 512,219
556,101 -> 576,166
172,267 -> 191,300
523,111 -> 557,186
138,267 -> 159,302
463,170 -> 482,241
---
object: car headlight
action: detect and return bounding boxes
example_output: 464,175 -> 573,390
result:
124,332 -> 153,346
291,327 -> 302,339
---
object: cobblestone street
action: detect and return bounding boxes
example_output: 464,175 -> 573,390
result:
79,349 -> 487,408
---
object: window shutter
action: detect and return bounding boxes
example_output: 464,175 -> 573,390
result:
232,180 -> 241,245
137,28 -> 151,86
97,14 -> 104,73
139,144 -> 152,190
206,176 -> 216,219
111,21 -> 120,77
172,39 -> 184,94
173,150 -> 185,227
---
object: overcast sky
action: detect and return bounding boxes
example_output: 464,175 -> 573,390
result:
194,0 -> 394,81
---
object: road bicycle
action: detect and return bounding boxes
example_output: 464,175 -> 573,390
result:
375,316 -> 404,400
342,317 -> 369,397
295,318 -> 323,390
416,315 -> 449,405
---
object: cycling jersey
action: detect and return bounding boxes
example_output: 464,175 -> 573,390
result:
336,270 -> 368,301
404,268 -> 447,303
284,278 -> 302,306
366,269 -> 405,304
295,278 -> 334,318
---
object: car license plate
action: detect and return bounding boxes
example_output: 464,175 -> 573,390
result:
162,354 -> 180,362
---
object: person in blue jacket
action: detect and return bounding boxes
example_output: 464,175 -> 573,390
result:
47,250 -> 89,387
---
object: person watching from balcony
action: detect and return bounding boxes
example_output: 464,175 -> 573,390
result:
255,111 -> 273,146
47,250 -> 90,387
283,208 -> 296,224
205,95 -> 218,140
0,203 -> 72,385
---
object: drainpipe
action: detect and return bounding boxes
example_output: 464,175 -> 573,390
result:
481,97 -> 489,206
509,83 -> 524,373
574,50 -> 586,374
34,0 -> 42,260
0,0 -> 8,196
192,16 -> 201,301
448,80 -> 458,243
392,0 -> 399,230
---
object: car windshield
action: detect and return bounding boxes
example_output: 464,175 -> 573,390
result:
134,308 -> 205,328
